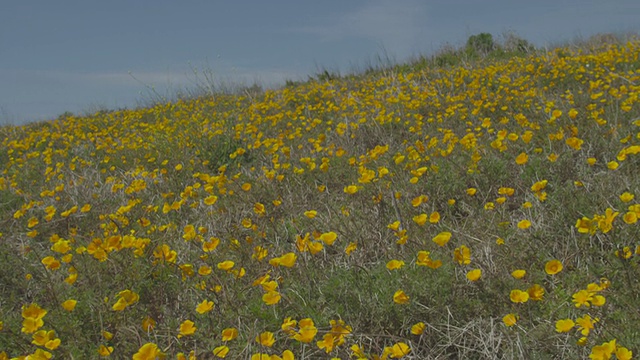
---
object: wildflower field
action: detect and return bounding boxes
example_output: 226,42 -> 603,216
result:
1,36 -> 639,359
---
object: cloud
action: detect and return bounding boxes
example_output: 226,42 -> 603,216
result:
297,0 -> 428,59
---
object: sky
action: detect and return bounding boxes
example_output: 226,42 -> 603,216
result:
1,1 -> 639,125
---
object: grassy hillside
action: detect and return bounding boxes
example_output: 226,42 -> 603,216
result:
1,36 -> 639,359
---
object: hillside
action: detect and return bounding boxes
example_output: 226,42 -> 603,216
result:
1,36 -> 639,359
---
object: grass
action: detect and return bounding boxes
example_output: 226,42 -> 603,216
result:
1,33 -> 639,359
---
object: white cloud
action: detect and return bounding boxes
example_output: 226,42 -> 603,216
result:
297,0 -> 428,59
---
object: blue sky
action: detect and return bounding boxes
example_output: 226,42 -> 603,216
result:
2,1 -> 639,124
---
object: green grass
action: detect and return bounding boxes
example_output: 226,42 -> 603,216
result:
1,32 -> 640,359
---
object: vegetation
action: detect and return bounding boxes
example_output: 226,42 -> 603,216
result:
1,33 -> 639,359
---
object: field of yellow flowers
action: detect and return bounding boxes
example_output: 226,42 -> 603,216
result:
1,37 -> 639,359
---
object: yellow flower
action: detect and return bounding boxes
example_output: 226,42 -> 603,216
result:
411,195 -> 428,207
575,217 -> 596,234
308,241 -> 324,254
454,245 -> 471,265
281,317 -> 297,336
393,290 -> 410,304
598,207 -> 619,233
304,210 -> 317,218
270,252 -> 297,268
466,188 -> 477,196
293,318 -> 317,343
178,320 -> 196,338
256,331 -> 275,347
577,336 -> 588,347
344,185 -> 358,194
566,137 -> 584,150
387,221 -> 401,231
113,290 -> 139,310
22,303 -> 47,321
253,202 -> 266,216
51,239 -> 71,254
502,313 -> 518,327
221,328 -> 239,341
466,269 -> 482,281
182,224 -> 196,241
319,231 -> 338,245
141,316 -> 156,332
98,345 -> 114,357
576,315 -> 598,336
44,337 -> 61,350
498,187 -> 515,196
607,161 -> 619,170
515,152 -> 528,165
32,330 -> 56,347
623,212 -> 637,224
432,231 -> 452,247
390,342 -> 410,358
241,218 -> 253,228
345,242 -> 357,255
195,300 -> 214,314
22,317 -> 44,334
517,220 -> 531,229
133,342 -> 165,360
589,339 -> 617,360
217,261 -> 235,271
61,299 -> 77,312
386,260 -> 405,270
317,333 -> 337,353
153,244 -> 177,264
616,346 -> 633,360
27,216 -> 39,228
591,294 -> 606,307
619,192 -> 634,202
511,270 -> 526,279
41,256 -> 61,271
350,344 -> 367,359
412,213 -> 427,226
262,291 -> 281,305
203,237 -> 220,252
411,322 -> 425,335
416,250 -> 442,269
544,259 -> 563,275
213,345 -> 230,358
572,290 -> 593,308
429,211 -> 441,223
524,284 -> 543,301
204,195 -> 218,205
530,180 -> 548,192
509,289 -> 529,303
198,265 -> 212,276
555,319 -> 575,333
